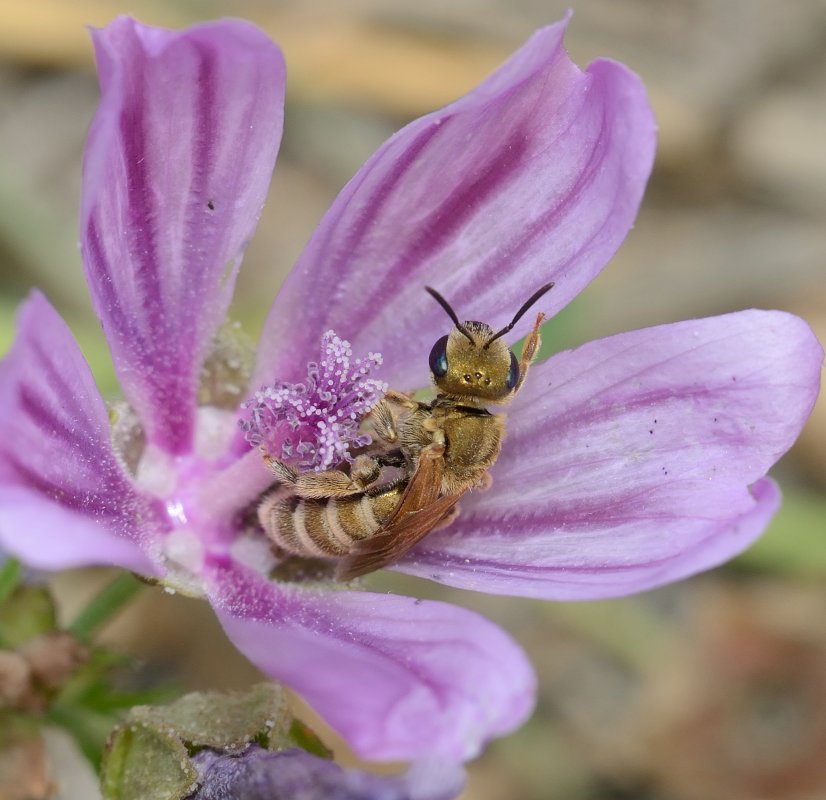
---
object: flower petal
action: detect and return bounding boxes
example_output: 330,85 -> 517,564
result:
82,17 -> 285,454
207,562 -> 535,762
192,747 -> 465,800
0,293 -> 166,573
396,311 -> 823,599
253,13 -> 655,389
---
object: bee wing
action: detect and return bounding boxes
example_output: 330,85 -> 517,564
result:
335,444 -> 463,581
335,494 -> 463,581
385,441 -> 446,522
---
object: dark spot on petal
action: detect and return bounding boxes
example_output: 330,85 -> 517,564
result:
207,200 -> 216,211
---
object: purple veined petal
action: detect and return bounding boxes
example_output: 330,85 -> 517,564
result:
207,561 -> 536,762
396,311 -> 823,599
253,12 -> 656,390
82,17 -> 285,455
0,292 -> 167,573
191,747 -> 466,800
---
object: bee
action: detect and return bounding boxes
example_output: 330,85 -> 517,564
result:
257,282 -> 554,580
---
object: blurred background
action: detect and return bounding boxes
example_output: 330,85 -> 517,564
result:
1,1 -> 825,798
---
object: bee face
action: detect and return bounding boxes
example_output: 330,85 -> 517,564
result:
424,282 -> 552,404
429,322 -> 518,402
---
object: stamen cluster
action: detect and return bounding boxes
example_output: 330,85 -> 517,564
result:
240,331 -> 387,471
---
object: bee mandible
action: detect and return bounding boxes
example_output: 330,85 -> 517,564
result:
257,282 -> 554,580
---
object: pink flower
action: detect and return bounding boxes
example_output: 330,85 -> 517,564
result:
0,12 -> 820,763
191,747 -> 465,800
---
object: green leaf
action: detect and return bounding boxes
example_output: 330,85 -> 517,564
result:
99,684 -> 295,797
129,683 -> 292,751
68,572 -> 143,641
101,724 -> 196,800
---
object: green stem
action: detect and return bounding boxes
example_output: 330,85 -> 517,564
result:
0,558 -> 22,606
69,572 -> 143,641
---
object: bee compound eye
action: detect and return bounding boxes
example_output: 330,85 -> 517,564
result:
506,351 -> 519,389
429,335 -> 449,377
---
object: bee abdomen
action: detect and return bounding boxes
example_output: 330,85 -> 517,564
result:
258,484 -> 403,558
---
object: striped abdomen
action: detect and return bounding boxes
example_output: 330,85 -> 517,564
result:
258,482 -> 405,558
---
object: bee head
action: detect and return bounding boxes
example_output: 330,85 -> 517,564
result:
425,283 -> 554,403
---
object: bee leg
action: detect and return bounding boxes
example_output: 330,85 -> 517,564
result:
370,400 -> 399,444
263,455 -> 299,484
421,418 -> 446,449
349,455 -> 383,487
513,311 -> 545,395
475,472 -> 494,492
373,448 -> 406,468
370,390 -> 421,445
383,389 -> 420,409
264,454 -> 382,499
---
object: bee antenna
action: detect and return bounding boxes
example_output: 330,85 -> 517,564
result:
484,281 -> 555,348
425,286 -> 474,344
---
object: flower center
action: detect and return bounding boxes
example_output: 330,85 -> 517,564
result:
131,411 -> 241,590
239,330 -> 387,471
110,329 -> 387,592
